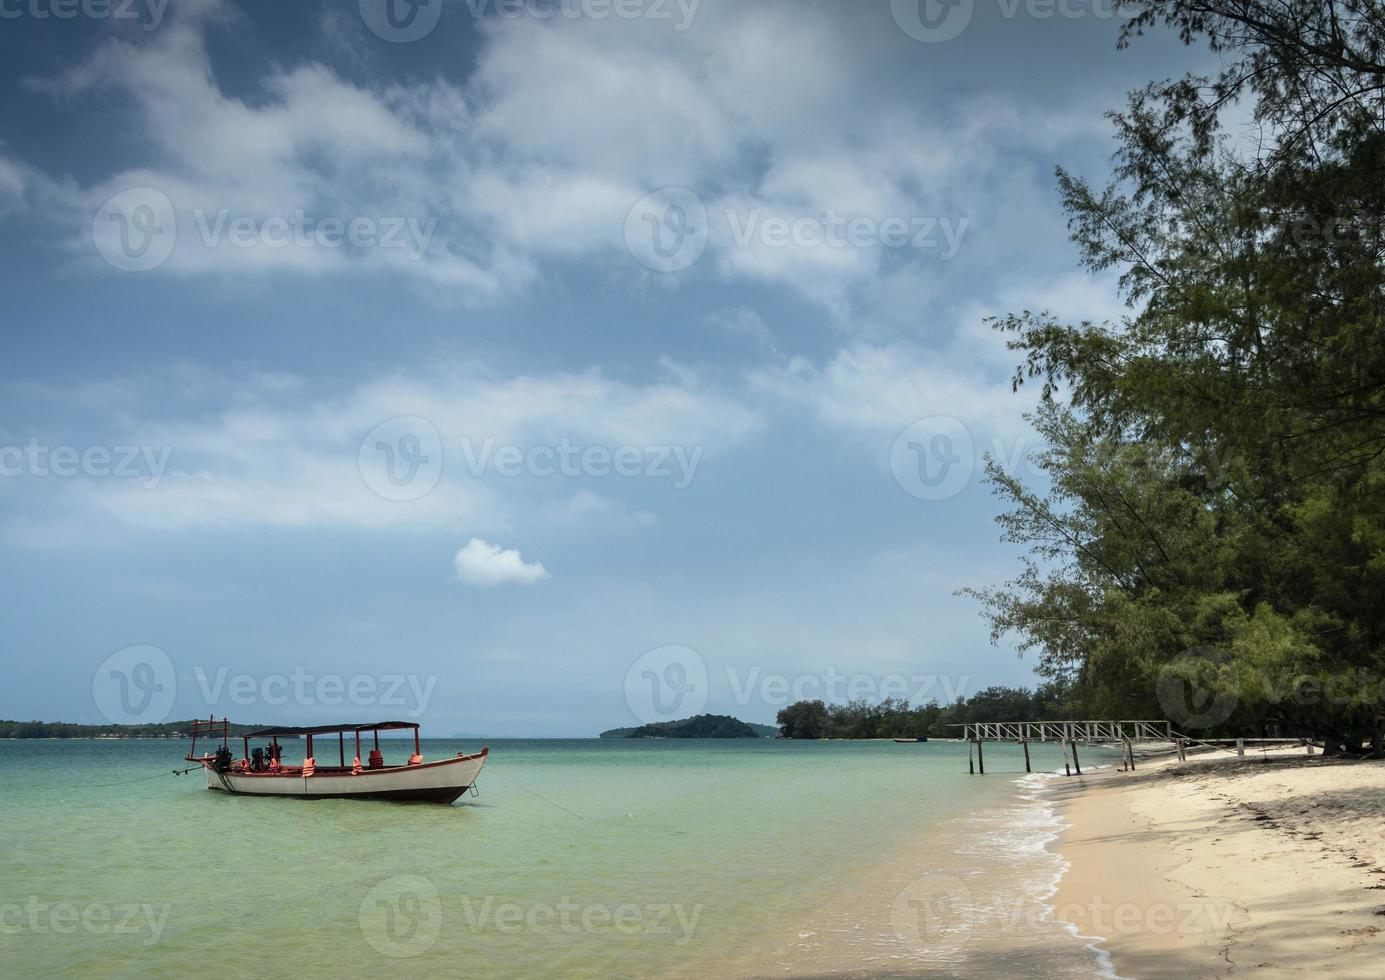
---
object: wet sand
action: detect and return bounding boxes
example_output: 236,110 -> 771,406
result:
1051,749 -> 1385,978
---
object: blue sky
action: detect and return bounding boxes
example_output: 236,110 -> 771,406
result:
0,0 -> 1207,735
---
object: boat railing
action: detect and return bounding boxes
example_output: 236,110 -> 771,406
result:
186,716 -> 230,761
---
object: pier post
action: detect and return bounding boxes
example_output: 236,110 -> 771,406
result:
1061,739 -> 1071,776
1236,738 -> 1245,757
976,738 -> 985,775
1176,738 -> 1186,762
1022,740 -> 1031,773
968,736 -> 974,775
1070,740 -> 1082,775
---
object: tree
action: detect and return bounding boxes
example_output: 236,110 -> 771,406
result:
969,0 -> 1385,751
776,700 -> 830,739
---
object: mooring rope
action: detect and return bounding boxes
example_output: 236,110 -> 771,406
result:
486,767 -> 695,836
482,767 -> 586,820
88,765 -> 204,788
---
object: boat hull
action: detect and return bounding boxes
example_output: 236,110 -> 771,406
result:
203,749 -> 488,805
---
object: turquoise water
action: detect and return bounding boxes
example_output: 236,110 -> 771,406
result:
1,738 -> 1107,978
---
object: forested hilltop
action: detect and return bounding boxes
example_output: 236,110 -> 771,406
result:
600,714 -> 770,738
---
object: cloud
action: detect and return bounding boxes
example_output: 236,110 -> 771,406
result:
752,342 -> 1019,437
751,268 -> 1125,432
454,538 -> 549,586
0,155 -> 26,200
3,0 -> 1126,319
708,307 -> 776,351
20,0 -> 518,295
1,361 -> 761,538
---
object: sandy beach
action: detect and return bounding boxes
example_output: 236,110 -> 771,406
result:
1051,750 -> 1385,978
709,747 -> 1385,979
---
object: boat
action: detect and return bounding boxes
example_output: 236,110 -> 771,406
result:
892,736 -> 929,743
184,717 -> 487,805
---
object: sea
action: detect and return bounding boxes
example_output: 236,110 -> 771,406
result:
1,738 -> 1118,978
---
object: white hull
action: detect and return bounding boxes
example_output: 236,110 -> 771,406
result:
203,749 -> 487,804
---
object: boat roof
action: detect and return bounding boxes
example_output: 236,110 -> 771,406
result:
242,721 -> 420,738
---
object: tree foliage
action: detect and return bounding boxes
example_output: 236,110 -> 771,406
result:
968,0 -> 1385,752
774,684 -> 1082,739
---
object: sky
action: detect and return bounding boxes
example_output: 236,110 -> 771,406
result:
0,0 -> 1210,736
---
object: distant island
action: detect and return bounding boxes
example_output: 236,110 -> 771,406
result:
0,719 -> 272,739
599,714 -> 774,738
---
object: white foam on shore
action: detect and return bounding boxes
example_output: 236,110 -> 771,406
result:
706,756 -> 1136,979
1018,768 -> 1128,980
883,766 -> 1117,979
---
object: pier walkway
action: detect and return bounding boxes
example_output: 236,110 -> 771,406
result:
954,720 -> 1315,775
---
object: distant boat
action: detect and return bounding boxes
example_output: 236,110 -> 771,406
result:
184,718 -> 487,805
892,736 -> 929,743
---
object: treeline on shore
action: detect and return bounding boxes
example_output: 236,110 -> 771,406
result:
0,720 -> 267,739
775,684 -> 1079,740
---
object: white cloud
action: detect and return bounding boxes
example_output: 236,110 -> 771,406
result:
748,268 -> 1126,436
3,361 -> 761,537
21,0 -> 519,295
752,342 -> 1021,437
0,155 -> 25,200
4,0 -> 1121,318
454,538 -> 549,586
708,307 -> 776,351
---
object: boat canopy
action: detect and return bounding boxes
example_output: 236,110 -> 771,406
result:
242,721 -> 420,738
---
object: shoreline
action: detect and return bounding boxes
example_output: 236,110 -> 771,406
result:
702,754 -> 1105,978
712,748 -> 1385,978
1047,749 -> 1385,978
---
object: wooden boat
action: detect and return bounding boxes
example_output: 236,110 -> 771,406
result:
184,718 -> 487,805
892,736 -> 929,743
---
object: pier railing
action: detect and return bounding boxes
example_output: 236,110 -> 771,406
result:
951,719 -> 1173,776
957,720 -> 1171,744
949,720 -> 1318,775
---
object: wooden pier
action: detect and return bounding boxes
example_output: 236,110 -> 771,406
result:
956,720 -> 1173,776
956,720 -> 1318,775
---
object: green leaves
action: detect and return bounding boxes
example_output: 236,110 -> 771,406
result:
966,1 -> 1385,748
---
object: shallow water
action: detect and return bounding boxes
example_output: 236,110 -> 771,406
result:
1,738 -> 1113,978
